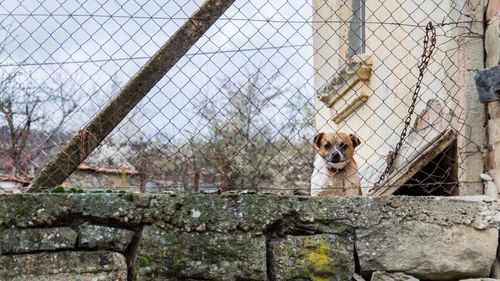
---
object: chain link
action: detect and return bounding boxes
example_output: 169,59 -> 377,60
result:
370,21 -> 437,192
0,2 -> 474,194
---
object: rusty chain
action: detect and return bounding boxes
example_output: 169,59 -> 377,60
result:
370,21 -> 437,193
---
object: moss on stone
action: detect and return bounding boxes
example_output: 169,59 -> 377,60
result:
17,203 -> 29,217
125,194 -> 135,202
172,256 -> 186,271
51,186 -> 65,193
301,236 -> 333,281
137,256 -> 150,268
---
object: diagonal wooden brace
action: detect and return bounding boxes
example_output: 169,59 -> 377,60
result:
29,0 -> 236,191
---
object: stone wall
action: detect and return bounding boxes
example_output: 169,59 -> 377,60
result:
0,193 -> 499,280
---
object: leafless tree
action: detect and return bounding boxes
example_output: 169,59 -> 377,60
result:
0,24 -> 77,177
193,69 -> 303,191
124,68 -> 315,193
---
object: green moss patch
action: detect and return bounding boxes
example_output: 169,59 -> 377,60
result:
136,256 -> 150,268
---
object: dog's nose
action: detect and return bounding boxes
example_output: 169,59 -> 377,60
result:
327,152 -> 344,163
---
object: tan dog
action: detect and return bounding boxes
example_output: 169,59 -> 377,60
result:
310,132 -> 362,196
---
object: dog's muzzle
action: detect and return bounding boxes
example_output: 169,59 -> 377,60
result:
326,160 -> 347,170
326,150 -> 345,164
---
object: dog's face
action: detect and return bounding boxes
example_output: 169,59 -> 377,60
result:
313,132 -> 361,169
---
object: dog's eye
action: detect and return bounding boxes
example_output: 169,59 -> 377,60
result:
323,143 -> 331,149
339,142 -> 346,149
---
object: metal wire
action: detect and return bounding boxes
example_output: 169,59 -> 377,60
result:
371,22 -> 437,192
0,0 -> 485,196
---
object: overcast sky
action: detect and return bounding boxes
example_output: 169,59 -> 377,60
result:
0,0 -> 315,143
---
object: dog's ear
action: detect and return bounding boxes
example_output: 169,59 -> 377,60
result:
350,133 -> 361,148
313,132 -> 324,148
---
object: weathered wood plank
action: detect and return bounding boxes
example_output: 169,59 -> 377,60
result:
371,129 -> 457,196
29,0 -> 236,191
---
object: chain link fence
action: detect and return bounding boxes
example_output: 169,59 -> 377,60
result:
0,0 -> 485,195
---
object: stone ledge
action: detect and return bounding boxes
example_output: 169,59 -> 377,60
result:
0,227 -> 77,254
0,251 -> 127,281
332,90 -> 370,123
317,54 -> 373,108
0,194 -> 499,281
78,223 -> 135,252
0,194 -> 493,232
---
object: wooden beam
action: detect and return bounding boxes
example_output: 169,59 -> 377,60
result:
28,0 -> 236,191
371,129 -> 457,196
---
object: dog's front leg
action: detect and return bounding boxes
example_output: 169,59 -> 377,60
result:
310,154 -> 326,196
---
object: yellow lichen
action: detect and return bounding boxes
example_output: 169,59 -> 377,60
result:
300,237 -> 333,281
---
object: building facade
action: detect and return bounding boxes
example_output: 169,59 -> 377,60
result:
312,0 -> 487,195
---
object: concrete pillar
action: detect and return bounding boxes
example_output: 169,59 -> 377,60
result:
485,1 -> 500,192
456,0 -> 485,195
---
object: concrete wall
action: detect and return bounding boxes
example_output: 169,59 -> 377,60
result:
0,193 -> 499,280
63,170 -> 141,192
312,0 -> 485,194
484,2 -> 500,192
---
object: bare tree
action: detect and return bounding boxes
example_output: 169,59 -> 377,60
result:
124,68 -> 315,193
192,70 -> 291,191
0,25 -> 77,177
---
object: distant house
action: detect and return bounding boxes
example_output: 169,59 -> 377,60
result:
0,174 -> 30,193
62,163 -> 142,192
143,179 -> 178,192
143,180 -> 220,193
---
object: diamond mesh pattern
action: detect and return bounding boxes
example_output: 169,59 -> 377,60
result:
0,0 -> 484,195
